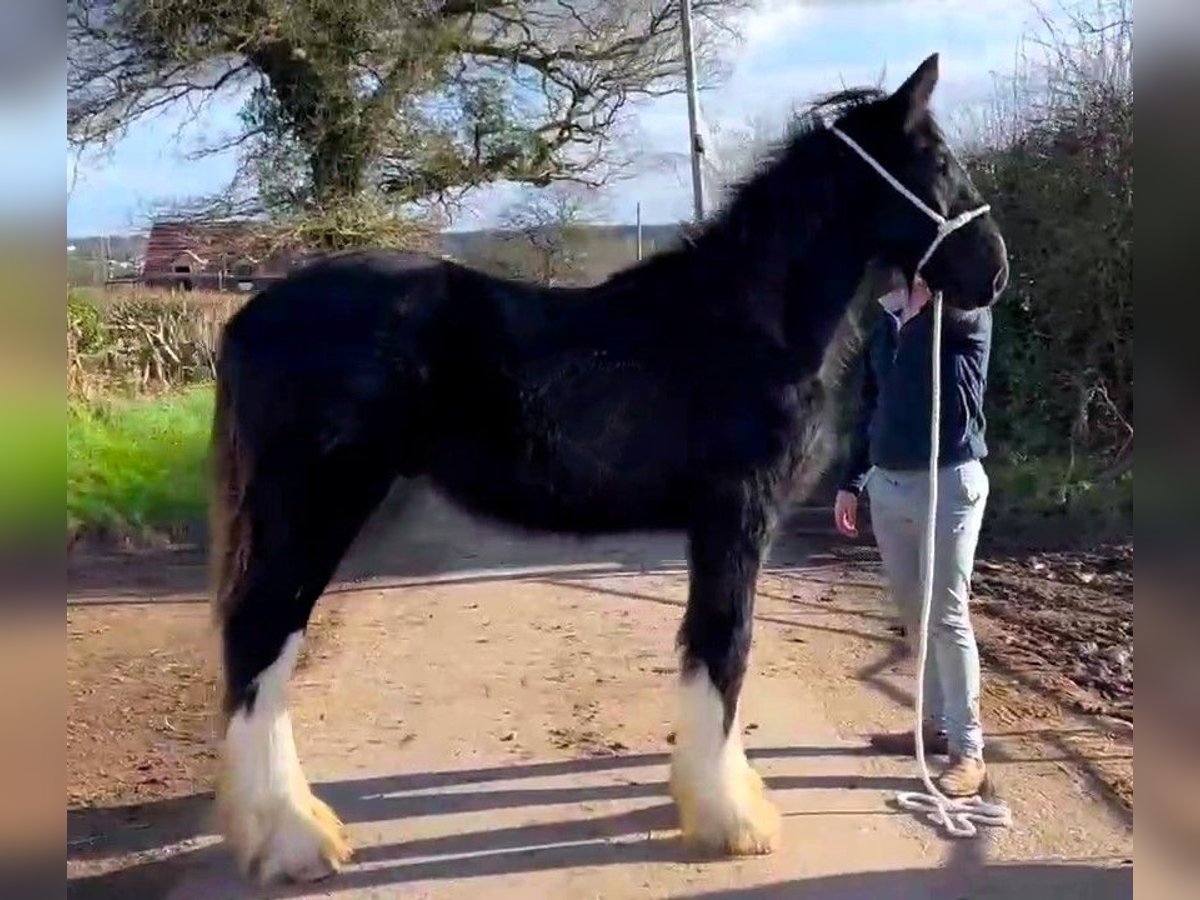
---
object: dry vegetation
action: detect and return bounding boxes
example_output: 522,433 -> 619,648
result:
68,287 -> 240,399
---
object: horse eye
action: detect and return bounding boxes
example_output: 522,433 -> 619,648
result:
936,152 -> 951,176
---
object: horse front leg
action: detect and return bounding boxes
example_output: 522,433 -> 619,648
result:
670,493 -> 781,856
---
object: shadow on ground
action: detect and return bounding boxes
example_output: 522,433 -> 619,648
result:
679,862 -> 1132,899
67,747 -> 1131,900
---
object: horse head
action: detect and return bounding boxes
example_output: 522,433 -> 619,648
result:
825,54 -> 1009,310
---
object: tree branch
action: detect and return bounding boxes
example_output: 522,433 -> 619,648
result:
68,0 -> 746,215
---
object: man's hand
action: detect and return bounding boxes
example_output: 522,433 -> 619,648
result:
834,489 -> 859,538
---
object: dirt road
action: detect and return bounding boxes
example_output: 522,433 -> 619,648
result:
68,486 -> 1133,898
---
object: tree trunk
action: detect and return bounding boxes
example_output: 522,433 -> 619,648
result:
252,41 -> 368,207
310,126 -> 367,204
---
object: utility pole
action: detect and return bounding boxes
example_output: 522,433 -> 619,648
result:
92,238 -> 104,286
679,0 -> 706,222
636,201 -> 643,261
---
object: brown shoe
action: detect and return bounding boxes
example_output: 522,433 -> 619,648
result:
937,755 -> 987,797
868,726 -> 949,757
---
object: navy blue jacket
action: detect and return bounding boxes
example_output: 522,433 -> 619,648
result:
840,304 -> 992,494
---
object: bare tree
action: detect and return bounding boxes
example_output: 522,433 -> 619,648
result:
68,0 -> 748,218
481,184 -> 599,284
705,110 -> 797,206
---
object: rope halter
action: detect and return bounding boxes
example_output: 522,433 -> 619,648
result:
829,125 -> 991,276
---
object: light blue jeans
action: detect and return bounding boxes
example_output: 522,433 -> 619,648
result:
866,459 -> 989,758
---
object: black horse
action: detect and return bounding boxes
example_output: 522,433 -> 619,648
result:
209,54 -> 1008,884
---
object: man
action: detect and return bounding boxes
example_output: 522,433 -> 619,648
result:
835,270 -> 992,797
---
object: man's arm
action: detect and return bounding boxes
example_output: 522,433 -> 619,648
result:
838,337 -> 878,495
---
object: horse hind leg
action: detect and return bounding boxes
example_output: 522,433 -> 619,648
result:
211,433 -> 394,882
670,499 -> 781,856
217,625 -> 350,883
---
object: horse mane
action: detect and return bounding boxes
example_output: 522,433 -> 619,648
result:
751,86 -> 888,172
599,86 -> 890,301
704,86 -> 888,240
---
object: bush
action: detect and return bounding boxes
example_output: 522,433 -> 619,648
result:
67,288 -> 237,398
964,1 -> 1132,476
68,291 -> 107,354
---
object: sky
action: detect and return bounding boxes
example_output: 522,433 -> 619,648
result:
64,0 -> 1060,237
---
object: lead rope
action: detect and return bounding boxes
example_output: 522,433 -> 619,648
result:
828,123 -> 1012,838
892,290 -> 1012,837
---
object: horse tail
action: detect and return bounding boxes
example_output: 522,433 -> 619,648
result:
208,345 -> 252,656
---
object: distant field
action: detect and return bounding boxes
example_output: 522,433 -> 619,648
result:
70,283 -> 244,312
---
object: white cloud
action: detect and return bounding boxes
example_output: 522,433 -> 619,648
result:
635,0 -> 1061,150
737,0 -> 816,52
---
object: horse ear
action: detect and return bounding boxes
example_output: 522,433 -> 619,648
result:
889,53 -> 939,130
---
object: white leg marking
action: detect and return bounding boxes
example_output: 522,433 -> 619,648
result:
218,631 -> 350,883
669,670 -> 780,855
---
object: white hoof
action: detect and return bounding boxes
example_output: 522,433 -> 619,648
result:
220,788 -> 351,883
217,631 -> 352,884
669,671 -> 781,856
670,755 -> 781,855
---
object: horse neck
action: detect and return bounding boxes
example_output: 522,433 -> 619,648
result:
779,227 -> 874,364
684,135 -> 875,360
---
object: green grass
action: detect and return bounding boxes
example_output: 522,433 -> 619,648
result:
67,387 -> 215,537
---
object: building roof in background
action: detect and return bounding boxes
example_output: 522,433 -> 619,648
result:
142,220 -> 279,273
